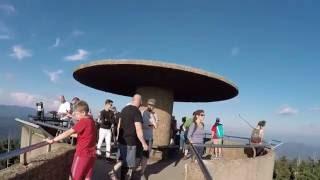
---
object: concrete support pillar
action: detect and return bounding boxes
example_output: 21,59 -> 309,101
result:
136,86 -> 174,147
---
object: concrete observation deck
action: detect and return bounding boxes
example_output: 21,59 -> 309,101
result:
0,60 -> 275,179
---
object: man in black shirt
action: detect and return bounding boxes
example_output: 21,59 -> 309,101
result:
112,94 -> 148,180
97,99 -> 114,158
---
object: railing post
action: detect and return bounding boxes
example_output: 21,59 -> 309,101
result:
47,144 -> 51,152
28,128 -> 33,146
23,152 -> 27,165
251,145 -> 256,158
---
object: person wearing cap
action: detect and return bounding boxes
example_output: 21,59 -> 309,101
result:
211,118 -> 224,159
96,99 -> 114,158
138,98 -> 158,178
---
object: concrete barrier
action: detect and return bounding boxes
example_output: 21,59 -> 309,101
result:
0,143 -> 74,180
186,141 -> 275,180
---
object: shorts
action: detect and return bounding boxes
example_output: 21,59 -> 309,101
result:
117,144 -> 137,168
213,138 -> 222,145
71,155 -> 96,180
136,139 -> 152,159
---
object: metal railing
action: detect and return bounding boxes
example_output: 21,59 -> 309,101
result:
0,141 -> 49,165
189,143 -> 213,180
0,118 -> 69,166
187,134 -> 282,180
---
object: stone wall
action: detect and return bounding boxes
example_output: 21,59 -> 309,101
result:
0,144 -> 75,180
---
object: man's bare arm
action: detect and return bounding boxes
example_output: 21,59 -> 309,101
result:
135,122 -> 148,150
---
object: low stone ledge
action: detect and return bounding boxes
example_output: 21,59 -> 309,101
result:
0,143 -> 75,180
186,149 -> 275,180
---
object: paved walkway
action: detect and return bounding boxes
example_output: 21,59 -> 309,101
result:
92,155 -> 189,180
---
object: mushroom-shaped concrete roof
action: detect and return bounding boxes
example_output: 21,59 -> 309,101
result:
73,60 -> 238,102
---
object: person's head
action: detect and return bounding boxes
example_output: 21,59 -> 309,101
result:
193,109 -> 205,124
110,106 -> 117,113
59,95 -> 66,103
71,97 -> 80,105
258,120 -> 266,128
182,116 -> 186,123
73,100 -> 90,120
216,118 -> 220,124
104,99 -> 113,110
132,94 -> 142,107
147,98 -> 156,111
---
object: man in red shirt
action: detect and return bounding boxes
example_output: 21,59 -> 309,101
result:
46,100 -> 97,180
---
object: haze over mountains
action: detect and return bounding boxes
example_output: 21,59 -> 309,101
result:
0,105 -> 35,138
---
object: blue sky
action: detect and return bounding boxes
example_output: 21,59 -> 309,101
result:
0,0 -> 320,146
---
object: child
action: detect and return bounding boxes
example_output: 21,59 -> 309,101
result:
46,100 -> 97,180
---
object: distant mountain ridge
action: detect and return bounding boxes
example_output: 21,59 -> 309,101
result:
0,105 -> 36,139
0,104 -> 35,118
275,142 -> 320,160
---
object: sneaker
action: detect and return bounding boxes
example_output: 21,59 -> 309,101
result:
108,170 -> 118,180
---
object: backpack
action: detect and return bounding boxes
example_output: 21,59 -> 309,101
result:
216,124 -> 224,138
185,122 -> 198,144
251,128 -> 262,144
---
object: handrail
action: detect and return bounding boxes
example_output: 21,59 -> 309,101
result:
192,143 -> 271,149
189,143 -> 213,180
29,120 -> 68,131
0,119 -> 70,166
0,141 -> 48,165
204,133 -> 282,149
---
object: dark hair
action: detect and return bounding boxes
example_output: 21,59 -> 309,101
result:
192,109 -> 205,130
75,100 -> 89,113
105,99 -> 113,105
258,120 -> 266,127
72,97 -> 80,102
193,109 -> 204,116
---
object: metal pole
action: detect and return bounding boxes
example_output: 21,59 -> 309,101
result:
6,133 -> 10,168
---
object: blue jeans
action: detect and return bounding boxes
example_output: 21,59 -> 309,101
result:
180,132 -> 185,149
117,144 -> 137,168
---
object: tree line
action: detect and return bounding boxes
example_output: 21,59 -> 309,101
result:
274,156 -> 320,180
0,138 -> 20,170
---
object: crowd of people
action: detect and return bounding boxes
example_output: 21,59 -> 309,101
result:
45,94 -> 267,180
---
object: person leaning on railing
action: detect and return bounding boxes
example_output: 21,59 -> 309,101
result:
45,100 -> 97,180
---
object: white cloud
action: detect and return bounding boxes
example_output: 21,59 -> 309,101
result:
9,92 -> 60,111
0,34 -> 10,39
44,69 -> 63,83
10,92 -> 37,107
52,38 -> 60,48
0,4 -> 15,14
10,45 -> 32,60
71,29 -> 84,37
278,105 -> 298,116
231,47 -> 240,56
64,49 -> 89,61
